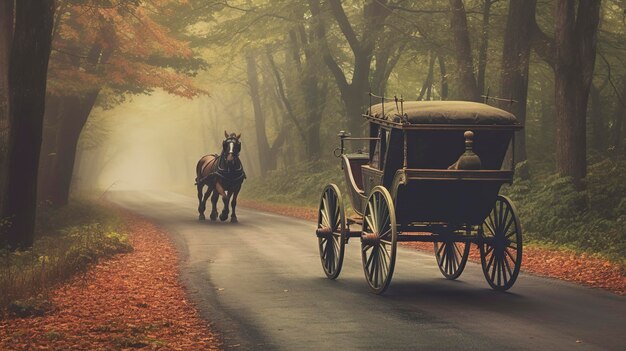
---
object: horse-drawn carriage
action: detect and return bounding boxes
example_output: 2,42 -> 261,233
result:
315,97 -> 523,294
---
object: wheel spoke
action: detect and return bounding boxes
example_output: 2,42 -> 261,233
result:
453,242 -> 463,258
436,242 -> 446,257
503,253 -> 514,278
365,214 -> 375,233
487,247 -> 496,271
504,247 -> 517,262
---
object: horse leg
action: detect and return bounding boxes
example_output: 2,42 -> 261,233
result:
197,183 -> 206,220
219,191 -> 232,222
200,188 -> 212,221
230,185 -> 240,223
209,191 -> 219,221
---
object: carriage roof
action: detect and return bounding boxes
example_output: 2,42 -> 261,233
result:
365,100 -> 519,128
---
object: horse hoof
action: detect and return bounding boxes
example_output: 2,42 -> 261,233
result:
199,214 -> 205,221
231,217 -> 238,223
219,213 -> 228,222
210,213 -> 218,221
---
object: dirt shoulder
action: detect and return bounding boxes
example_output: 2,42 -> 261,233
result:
240,199 -> 625,296
0,212 -> 221,350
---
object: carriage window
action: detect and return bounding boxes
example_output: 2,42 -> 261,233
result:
371,128 -> 387,170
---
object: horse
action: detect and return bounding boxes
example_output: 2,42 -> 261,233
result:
195,131 -> 245,223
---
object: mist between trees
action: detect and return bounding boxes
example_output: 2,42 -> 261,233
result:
0,0 -> 624,251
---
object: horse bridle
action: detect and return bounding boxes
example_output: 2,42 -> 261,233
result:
223,137 -> 241,158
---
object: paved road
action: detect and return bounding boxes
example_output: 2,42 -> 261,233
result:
108,191 -> 625,351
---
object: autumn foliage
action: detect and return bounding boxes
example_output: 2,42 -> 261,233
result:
47,0 -> 206,100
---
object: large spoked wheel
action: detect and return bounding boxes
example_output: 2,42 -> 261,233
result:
361,186 -> 397,295
479,195 -> 523,291
434,239 -> 470,280
316,184 -> 346,280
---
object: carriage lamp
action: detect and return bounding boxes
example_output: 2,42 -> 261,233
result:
335,130 -> 351,157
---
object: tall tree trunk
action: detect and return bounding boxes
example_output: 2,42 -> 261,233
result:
245,52 -> 274,175
588,84 -> 605,151
438,55 -> 449,100
418,53 -> 436,101
310,0 -> 389,134
1,0 -> 55,249
448,0 -> 480,101
0,0 -> 13,212
611,76 -> 626,152
477,0 -> 493,95
37,94 -> 62,201
554,0 -> 601,186
46,93 -> 99,207
500,0 -> 536,165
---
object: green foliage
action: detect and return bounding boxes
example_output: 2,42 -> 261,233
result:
0,201 -> 132,312
502,157 -> 626,262
243,159 -> 343,207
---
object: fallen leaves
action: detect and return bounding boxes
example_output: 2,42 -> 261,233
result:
0,213 -> 221,350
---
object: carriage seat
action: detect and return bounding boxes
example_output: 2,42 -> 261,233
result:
369,101 -> 517,125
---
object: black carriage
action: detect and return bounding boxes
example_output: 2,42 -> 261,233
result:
316,98 -> 524,294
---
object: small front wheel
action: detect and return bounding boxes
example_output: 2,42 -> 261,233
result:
479,195 -> 523,291
316,184 -> 346,280
361,186 -> 397,294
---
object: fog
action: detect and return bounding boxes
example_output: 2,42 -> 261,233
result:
74,91 -> 258,194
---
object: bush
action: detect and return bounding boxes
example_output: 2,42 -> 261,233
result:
0,200 -> 132,311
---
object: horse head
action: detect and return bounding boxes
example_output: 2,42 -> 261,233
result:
222,130 -> 242,168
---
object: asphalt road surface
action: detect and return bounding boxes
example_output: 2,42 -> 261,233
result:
108,191 -> 625,351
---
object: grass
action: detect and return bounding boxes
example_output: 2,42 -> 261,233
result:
243,156 -> 626,264
0,200 -> 132,313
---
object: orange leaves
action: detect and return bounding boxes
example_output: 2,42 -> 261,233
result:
48,0 -> 206,99
0,213 -> 221,350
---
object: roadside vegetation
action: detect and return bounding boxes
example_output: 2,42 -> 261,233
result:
0,200 -> 131,314
244,155 -> 626,264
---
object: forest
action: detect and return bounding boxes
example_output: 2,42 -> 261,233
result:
0,0 -> 624,261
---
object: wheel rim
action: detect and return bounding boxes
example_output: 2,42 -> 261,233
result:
480,195 -> 523,291
317,184 -> 345,280
434,239 -> 470,280
361,186 -> 396,294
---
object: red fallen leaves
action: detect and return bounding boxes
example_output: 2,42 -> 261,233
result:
401,242 -> 626,295
0,214 -> 221,350
240,200 -> 625,296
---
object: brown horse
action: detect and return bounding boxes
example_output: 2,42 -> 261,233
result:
196,131 -> 245,222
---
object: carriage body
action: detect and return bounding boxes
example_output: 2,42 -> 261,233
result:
341,101 -> 520,225
317,99 -> 525,294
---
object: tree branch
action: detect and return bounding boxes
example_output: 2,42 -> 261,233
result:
327,0 -> 361,54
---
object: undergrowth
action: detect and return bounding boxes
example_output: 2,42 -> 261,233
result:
244,156 -> 625,263
0,200 -> 132,312
243,159 -> 344,207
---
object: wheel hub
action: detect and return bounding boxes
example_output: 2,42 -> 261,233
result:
361,232 -> 380,246
316,226 -> 333,239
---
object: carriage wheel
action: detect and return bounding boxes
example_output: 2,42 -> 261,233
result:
361,186 -> 397,294
316,184 -> 346,280
479,195 -> 523,291
434,239 -> 470,280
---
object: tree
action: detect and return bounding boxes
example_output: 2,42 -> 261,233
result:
553,0 -> 601,185
1,0 -> 55,248
448,0 -> 480,101
499,0 -> 537,164
39,0 -> 206,207
309,0 -> 391,133
0,0 -> 13,212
